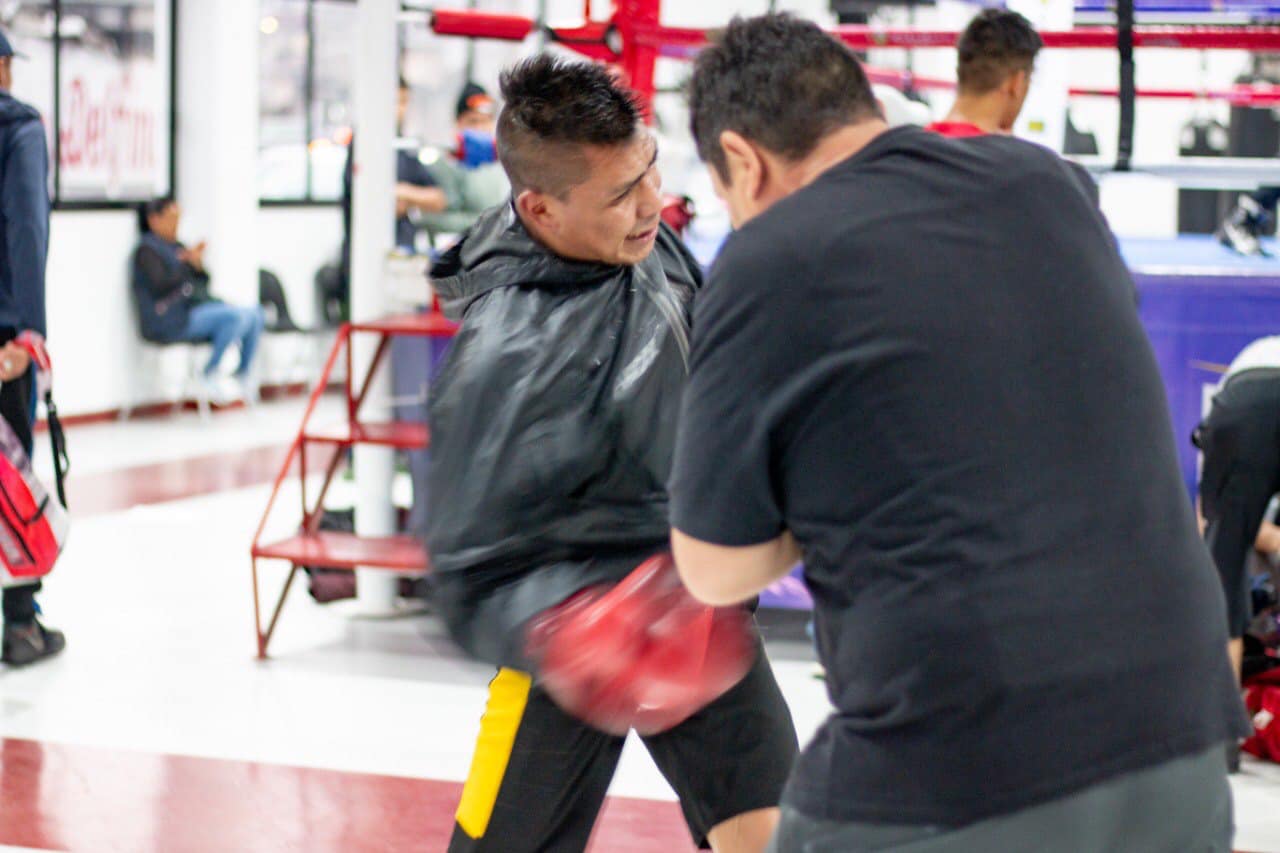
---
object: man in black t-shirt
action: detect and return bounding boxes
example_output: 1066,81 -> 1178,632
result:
672,14 -> 1250,852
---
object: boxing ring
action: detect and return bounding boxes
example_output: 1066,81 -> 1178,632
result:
408,0 -> 1280,610
1126,238 -> 1280,490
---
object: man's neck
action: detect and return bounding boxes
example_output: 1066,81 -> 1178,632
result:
943,96 -> 1007,135
786,119 -> 890,191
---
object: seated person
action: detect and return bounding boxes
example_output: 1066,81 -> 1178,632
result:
416,81 -> 510,242
133,196 -> 265,402
393,76 -> 449,252
341,76 -> 456,263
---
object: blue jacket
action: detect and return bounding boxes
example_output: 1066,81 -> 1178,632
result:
0,92 -> 48,337
131,232 -> 215,343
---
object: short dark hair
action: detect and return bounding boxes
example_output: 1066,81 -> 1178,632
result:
138,195 -> 175,234
688,13 -> 880,182
497,54 -> 642,198
956,9 -> 1042,95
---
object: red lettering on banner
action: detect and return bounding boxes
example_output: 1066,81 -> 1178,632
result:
58,71 -> 158,187
86,103 -> 101,165
60,80 -> 83,166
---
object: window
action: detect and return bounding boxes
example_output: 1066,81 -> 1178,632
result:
258,0 -> 355,203
397,0 -> 537,151
260,0 -> 541,204
310,0 -> 355,200
2,0 -> 175,206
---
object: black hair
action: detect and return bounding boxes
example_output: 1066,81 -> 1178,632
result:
496,54 -> 642,197
688,13 -> 880,182
138,195 -> 176,234
956,9 -> 1043,95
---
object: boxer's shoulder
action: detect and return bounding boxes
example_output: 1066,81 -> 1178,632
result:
653,222 -> 704,297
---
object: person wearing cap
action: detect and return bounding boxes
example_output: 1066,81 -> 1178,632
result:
415,81 -> 510,243
341,79 -> 506,273
0,27 -> 64,666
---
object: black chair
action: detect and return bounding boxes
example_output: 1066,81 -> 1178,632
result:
313,262 -> 347,329
259,268 -> 308,333
259,268 -> 329,387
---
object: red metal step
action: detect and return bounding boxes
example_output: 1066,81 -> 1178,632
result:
349,313 -> 458,338
253,531 -> 429,572
303,421 -> 429,450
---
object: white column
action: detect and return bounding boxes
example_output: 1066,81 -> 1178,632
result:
177,0 -> 260,307
350,0 -> 399,611
1008,0 -> 1073,153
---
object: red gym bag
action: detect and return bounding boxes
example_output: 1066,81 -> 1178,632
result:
0,332 -> 69,588
1243,666 -> 1280,763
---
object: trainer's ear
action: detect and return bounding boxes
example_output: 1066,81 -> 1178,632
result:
719,130 -> 766,202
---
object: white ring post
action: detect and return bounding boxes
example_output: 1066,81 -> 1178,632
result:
351,0 -> 399,612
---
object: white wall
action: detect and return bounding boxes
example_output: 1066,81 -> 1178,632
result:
46,211 -> 141,415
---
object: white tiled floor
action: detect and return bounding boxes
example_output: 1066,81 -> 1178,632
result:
32,395 -> 344,479
4,399 -> 1280,851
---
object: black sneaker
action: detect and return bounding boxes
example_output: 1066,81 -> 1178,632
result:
1218,196 -> 1269,257
1,619 -> 66,666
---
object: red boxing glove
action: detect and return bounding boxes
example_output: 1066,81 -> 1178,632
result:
526,554 -> 754,736
660,195 -> 696,237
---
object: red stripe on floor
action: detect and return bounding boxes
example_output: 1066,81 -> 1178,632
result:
0,738 -> 696,853
68,445 -> 290,518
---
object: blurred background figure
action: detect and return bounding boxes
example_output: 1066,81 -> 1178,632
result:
133,197 -> 266,404
413,81 -> 510,244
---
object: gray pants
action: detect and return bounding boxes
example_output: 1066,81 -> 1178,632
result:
767,745 -> 1233,853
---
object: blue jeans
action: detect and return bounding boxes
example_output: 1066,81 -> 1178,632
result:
182,302 -> 265,377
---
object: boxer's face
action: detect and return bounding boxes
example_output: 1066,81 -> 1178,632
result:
520,132 -> 663,267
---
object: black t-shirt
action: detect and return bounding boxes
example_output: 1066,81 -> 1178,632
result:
670,126 -> 1249,827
